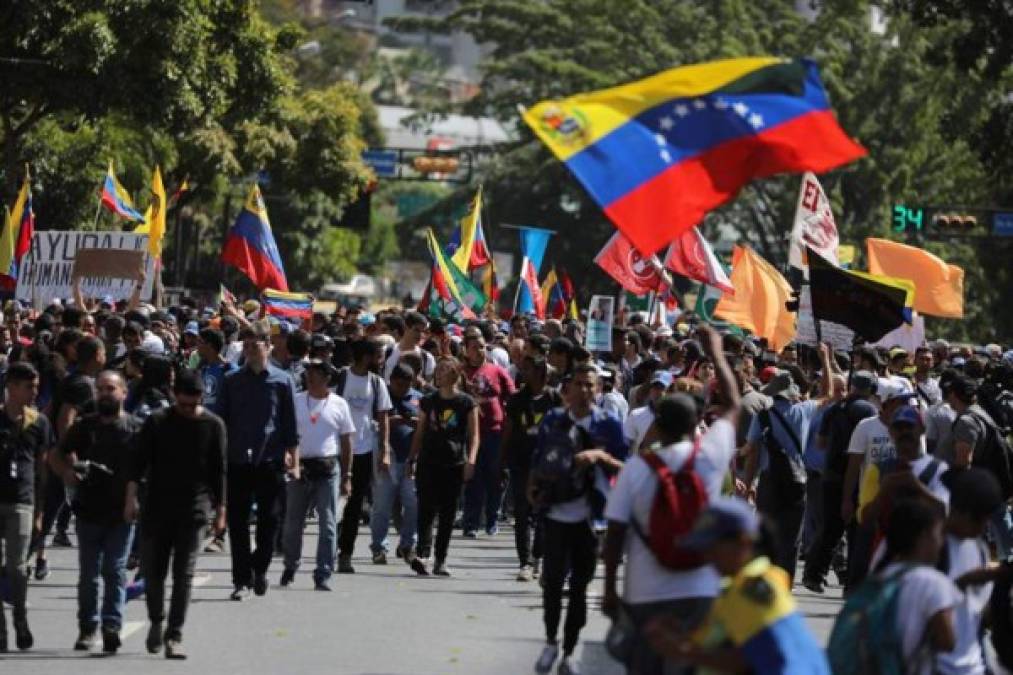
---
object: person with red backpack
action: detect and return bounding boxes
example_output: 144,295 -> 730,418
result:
601,324 -> 740,675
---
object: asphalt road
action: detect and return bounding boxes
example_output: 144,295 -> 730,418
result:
1,522 -> 842,674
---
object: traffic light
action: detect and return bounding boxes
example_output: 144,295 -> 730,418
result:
892,205 -> 924,233
932,212 -> 978,229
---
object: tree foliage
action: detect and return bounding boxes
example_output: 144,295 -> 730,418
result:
389,0 -> 1007,342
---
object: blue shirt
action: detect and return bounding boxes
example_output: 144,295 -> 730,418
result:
747,398 -> 819,473
804,405 -> 828,472
200,360 -> 237,410
215,365 -> 299,467
538,405 -> 629,461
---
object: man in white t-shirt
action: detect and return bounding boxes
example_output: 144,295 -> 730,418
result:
382,310 -> 435,382
603,324 -> 740,675
622,370 -> 673,455
334,339 -> 392,574
280,360 -> 355,591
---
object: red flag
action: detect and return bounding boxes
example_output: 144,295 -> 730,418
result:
594,231 -> 664,295
663,226 -> 734,294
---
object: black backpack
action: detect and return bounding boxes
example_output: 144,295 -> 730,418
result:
759,407 -> 807,497
530,411 -> 592,507
960,410 -> 1013,498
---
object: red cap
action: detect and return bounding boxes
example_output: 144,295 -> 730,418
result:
759,366 -> 778,384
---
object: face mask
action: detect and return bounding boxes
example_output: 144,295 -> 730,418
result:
96,396 -> 120,417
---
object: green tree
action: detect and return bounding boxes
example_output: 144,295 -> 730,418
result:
389,0 -> 1003,341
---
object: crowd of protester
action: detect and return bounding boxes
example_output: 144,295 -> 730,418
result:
1,287 -> 1012,674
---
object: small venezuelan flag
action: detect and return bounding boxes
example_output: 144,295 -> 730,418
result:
523,57 -> 866,256
262,289 -> 313,321
100,162 -> 145,222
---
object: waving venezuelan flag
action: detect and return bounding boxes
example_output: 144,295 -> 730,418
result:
100,162 -> 145,222
523,57 -> 866,256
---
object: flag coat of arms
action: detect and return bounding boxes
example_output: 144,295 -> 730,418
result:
523,57 -> 866,256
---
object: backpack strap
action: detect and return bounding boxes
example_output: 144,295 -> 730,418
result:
768,405 -> 803,455
916,459 -> 941,486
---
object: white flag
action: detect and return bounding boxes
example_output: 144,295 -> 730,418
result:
789,172 -> 839,271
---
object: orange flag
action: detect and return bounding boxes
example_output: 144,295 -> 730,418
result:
865,238 -> 964,318
714,246 -> 796,350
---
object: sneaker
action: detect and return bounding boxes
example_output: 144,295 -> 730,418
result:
372,551 -> 388,565
517,565 -> 534,582
280,569 -> 295,587
204,537 -> 225,554
229,586 -> 249,601
165,638 -> 187,660
126,578 -> 147,601
253,574 -> 268,596
102,628 -> 121,654
462,530 -> 478,539
395,545 -> 412,560
33,558 -> 50,581
408,556 -> 429,576
13,618 -> 32,651
558,656 -> 580,675
337,557 -> 355,574
74,629 -> 99,651
146,622 -> 163,654
535,643 -> 559,673
532,559 -> 541,578
485,525 -> 499,537
432,560 -> 451,577
801,576 -> 825,594
52,531 -> 72,548
314,580 -> 332,592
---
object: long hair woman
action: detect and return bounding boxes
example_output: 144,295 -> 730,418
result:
406,357 -> 479,576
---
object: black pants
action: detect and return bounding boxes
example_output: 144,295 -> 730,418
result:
541,518 -> 598,655
510,463 -> 541,567
338,452 -> 373,558
142,518 -> 205,640
226,464 -> 284,588
756,473 -> 805,580
30,478 -> 70,555
416,463 -> 463,561
804,478 -> 853,583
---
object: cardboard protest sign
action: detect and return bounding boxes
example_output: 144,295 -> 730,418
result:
71,248 -> 146,281
15,231 -> 155,306
586,295 -> 614,352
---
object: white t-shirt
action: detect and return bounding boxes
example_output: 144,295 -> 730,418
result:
600,391 -> 629,423
623,405 -> 655,453
338,372 -> 393,455
604,418 -> 737,604
225,340 -> 243,366
937,536 -> 991,675
547,413 -> 595,524
383,344 -> 436,381
880,562 -> 961,675
295,391 -> 355,459
488,345 -> 511,370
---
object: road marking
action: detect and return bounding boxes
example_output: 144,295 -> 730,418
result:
194,574 -> 212,587
121,621 -> 145,640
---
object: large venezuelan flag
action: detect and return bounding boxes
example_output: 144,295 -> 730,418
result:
523,58 -> 866,255
221,185 -> 289,291
100,162 -> 145,222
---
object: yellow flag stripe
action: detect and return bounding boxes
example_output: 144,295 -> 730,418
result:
522,57 -> 782,161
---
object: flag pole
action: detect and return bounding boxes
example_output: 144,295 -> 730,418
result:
91,197 -> 103,231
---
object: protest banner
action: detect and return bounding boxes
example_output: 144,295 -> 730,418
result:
15,231 -> 156,306
71,249 -> 146,281
790,172 -> 839,273
586,295 -> 614,352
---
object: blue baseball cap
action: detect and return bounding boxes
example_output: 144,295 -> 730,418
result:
680,498 -> 759,551
891,405 -> 923,428
184,321 -> 200,336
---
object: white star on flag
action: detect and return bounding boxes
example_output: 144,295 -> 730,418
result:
660,149 -> 672,163
674,104 -> 689,117
732,102 -> 749,116
693,99 -> 707,110
658,116 -> 674,130
654,133 -> 667,146
748,113 -> 764,129
714,98 -> 729,110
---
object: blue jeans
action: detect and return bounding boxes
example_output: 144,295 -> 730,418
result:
463,432 -> 503,533
990,503 -> 1013,562
76,519 -> 135,632
370,460 -> 418,553
283,473 -> 339,583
